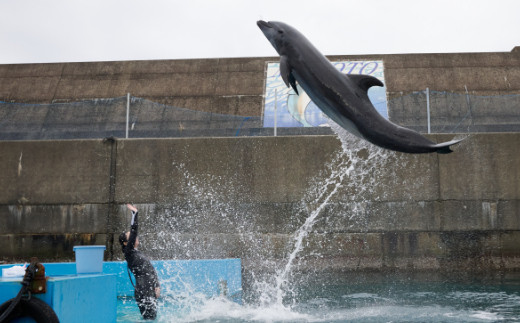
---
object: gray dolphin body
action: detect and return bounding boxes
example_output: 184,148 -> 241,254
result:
257,20 -> 463,154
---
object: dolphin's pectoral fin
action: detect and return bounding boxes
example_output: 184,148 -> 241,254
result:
279,56 -> 291,87
280,56 -> 299,95
348,74 -> 384,92
289,75 -> 298,95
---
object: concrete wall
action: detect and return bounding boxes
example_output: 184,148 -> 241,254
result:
1,48 -> 519,119
1,134 -> 519,275
0,58 -> 266,116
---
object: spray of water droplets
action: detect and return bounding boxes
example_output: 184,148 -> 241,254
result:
134,124 -> 411,321
253,123 -> 398,309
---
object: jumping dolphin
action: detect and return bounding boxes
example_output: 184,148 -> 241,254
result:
257,20 -> 464,154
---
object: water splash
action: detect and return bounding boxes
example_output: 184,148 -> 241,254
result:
253,124 -> 394,309
117,128 -> 520,322
139,124 -> 396,314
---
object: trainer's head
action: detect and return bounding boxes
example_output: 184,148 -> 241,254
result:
118,231 -> 139,251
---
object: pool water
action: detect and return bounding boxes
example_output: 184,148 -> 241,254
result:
117,272 -> 520,322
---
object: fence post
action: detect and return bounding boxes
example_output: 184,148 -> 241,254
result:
464,85 -> 473,128
274,89 -> 278,137
126,93 -> 130,139
426,87 -> 431,134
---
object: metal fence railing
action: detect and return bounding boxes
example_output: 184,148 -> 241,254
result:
1,91 -> 519,140
388,90 -> 520,134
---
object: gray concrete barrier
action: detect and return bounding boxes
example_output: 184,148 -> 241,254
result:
0,134 -> 519,275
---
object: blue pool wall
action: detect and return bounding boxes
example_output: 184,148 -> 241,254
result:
0,273 -> 117,323
108,258 -> 243,300
0,258 -> 241,300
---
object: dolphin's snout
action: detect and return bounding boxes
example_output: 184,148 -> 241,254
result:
257,20 -> 272,29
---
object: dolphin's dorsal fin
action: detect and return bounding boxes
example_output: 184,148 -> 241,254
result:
280,56 -> 299,94
348,74 -> 384,92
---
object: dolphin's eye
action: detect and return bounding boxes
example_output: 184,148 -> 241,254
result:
278,30 -> 284,34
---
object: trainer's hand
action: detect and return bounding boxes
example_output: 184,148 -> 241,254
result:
155,287 -> 161,299
126,204 -> 138,213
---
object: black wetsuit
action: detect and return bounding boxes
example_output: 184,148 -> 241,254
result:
122,211 -> 160,320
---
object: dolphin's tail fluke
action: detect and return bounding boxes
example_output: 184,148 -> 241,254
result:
434,137 -> 466,154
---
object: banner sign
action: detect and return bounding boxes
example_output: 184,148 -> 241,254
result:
263,60 -> 387,127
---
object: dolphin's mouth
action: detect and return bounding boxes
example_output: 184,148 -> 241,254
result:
257,20 -> 273,29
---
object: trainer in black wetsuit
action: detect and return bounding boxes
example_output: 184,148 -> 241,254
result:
119,204 -> 160,320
